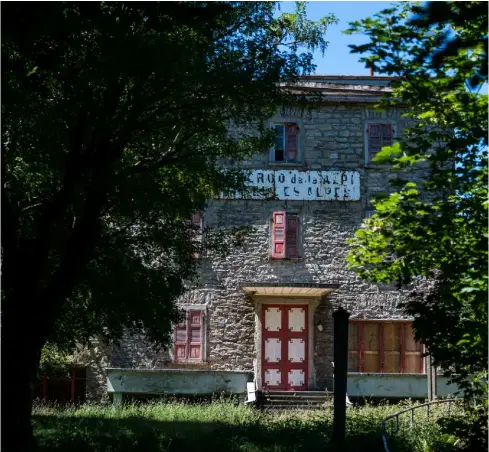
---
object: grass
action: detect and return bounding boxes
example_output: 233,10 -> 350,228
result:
33,398 -> 465,452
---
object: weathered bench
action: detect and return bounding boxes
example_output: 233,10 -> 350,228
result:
107,368 -> 253,405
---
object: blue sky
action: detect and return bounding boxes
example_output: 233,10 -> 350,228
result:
279,1 -> 394,75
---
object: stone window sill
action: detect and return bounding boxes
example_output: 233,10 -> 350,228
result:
269,257 -> 305,262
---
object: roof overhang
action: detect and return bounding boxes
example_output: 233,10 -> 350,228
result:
242,282 -> 340,298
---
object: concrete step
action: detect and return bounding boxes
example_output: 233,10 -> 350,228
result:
264,391 -> 331,397
265,398 -> 330,405
265,394 -> 331,400
261,391 -> 333,411
264,404 -> 329,411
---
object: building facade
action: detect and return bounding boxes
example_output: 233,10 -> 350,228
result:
87,76 -> 447,402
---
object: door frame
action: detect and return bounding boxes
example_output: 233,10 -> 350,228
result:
261,303 -> 309,390
254,297 -> 320,391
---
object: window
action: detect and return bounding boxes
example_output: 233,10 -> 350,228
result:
366,123 -> 394,163
271,212 -> 299,259
348,321 -> 424,374
271,122 -> 300,163
173,310 -> 204,363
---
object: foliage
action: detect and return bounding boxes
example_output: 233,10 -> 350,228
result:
31,400 -> 465,452
2,1 -> 336,351
38,344 -> 75,378
437,404 -> 488,452
345,1 -> 487,449
2,3 -> 338,447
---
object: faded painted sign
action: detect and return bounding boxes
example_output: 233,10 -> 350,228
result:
223,170 -> 360,201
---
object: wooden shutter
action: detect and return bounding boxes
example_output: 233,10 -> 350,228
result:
174,318 -> 188,363
285,215 -> 298,258
368,124 -> 382,162
382,124 -> 393,147
272,212 -> 286,259
188,310 -> 203,361
285,123 -> 298,162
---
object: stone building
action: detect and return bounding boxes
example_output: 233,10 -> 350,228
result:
88,76 -> 458,403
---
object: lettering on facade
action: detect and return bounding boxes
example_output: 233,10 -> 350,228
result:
223,170 -> 360,201
359,293 -> 401,309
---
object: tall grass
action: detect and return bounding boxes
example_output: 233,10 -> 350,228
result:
33,399 -> 464,452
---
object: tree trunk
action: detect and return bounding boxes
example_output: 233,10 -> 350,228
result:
1,312 -> 45,452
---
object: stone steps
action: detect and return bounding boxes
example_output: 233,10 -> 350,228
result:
262,390 -> 333,411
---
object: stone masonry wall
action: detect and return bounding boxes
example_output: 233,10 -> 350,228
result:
89,101 -> 428,398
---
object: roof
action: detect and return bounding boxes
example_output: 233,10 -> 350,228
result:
281,75 -> 399,102
300,75 -> 401,81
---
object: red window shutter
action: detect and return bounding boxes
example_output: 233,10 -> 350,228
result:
174,320 -> 188,362
368,124 -> 382,162
382,124 -> 393,146
272,212 -> 286,259
188,310 -> 202,361
285,215 -> 298,258
285,123 -> 298,162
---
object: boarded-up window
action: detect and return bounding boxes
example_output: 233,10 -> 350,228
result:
348,321 -> 423,374
348,323 -> 360,372
367,123 -> 393,163
272,212 -> 299,259
405,325 -> 423,373
173,310 -> 204,363
272,123 -> 299,163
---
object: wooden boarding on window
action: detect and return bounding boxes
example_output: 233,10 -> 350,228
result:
348,323 -> 358,351
384,352 -> 401,373
405,353 -> 422,373
363,323 -> 379,351
384,323 -> 400,352
404,326 -> 421,352
363,352 -> 380,373
348,352 -> 359,372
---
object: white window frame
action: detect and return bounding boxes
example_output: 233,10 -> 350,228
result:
364,120 -> 398,165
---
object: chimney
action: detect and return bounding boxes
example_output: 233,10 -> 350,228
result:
370,67 -> 374,76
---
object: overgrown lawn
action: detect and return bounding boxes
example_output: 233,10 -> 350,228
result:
33,399 -> 463,451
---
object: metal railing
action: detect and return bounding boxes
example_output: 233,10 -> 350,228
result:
381,398 -> 463,452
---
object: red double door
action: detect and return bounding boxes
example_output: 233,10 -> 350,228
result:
262,304 -> 308,391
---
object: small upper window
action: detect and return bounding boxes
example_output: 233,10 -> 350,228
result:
272,123 -> 299,163
367,123 -> 393,163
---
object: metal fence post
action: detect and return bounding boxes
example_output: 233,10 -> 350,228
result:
332,307 -> 350,451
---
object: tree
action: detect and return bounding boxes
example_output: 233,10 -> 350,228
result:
345,1 -> 487,449
1,2 -> 337,449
